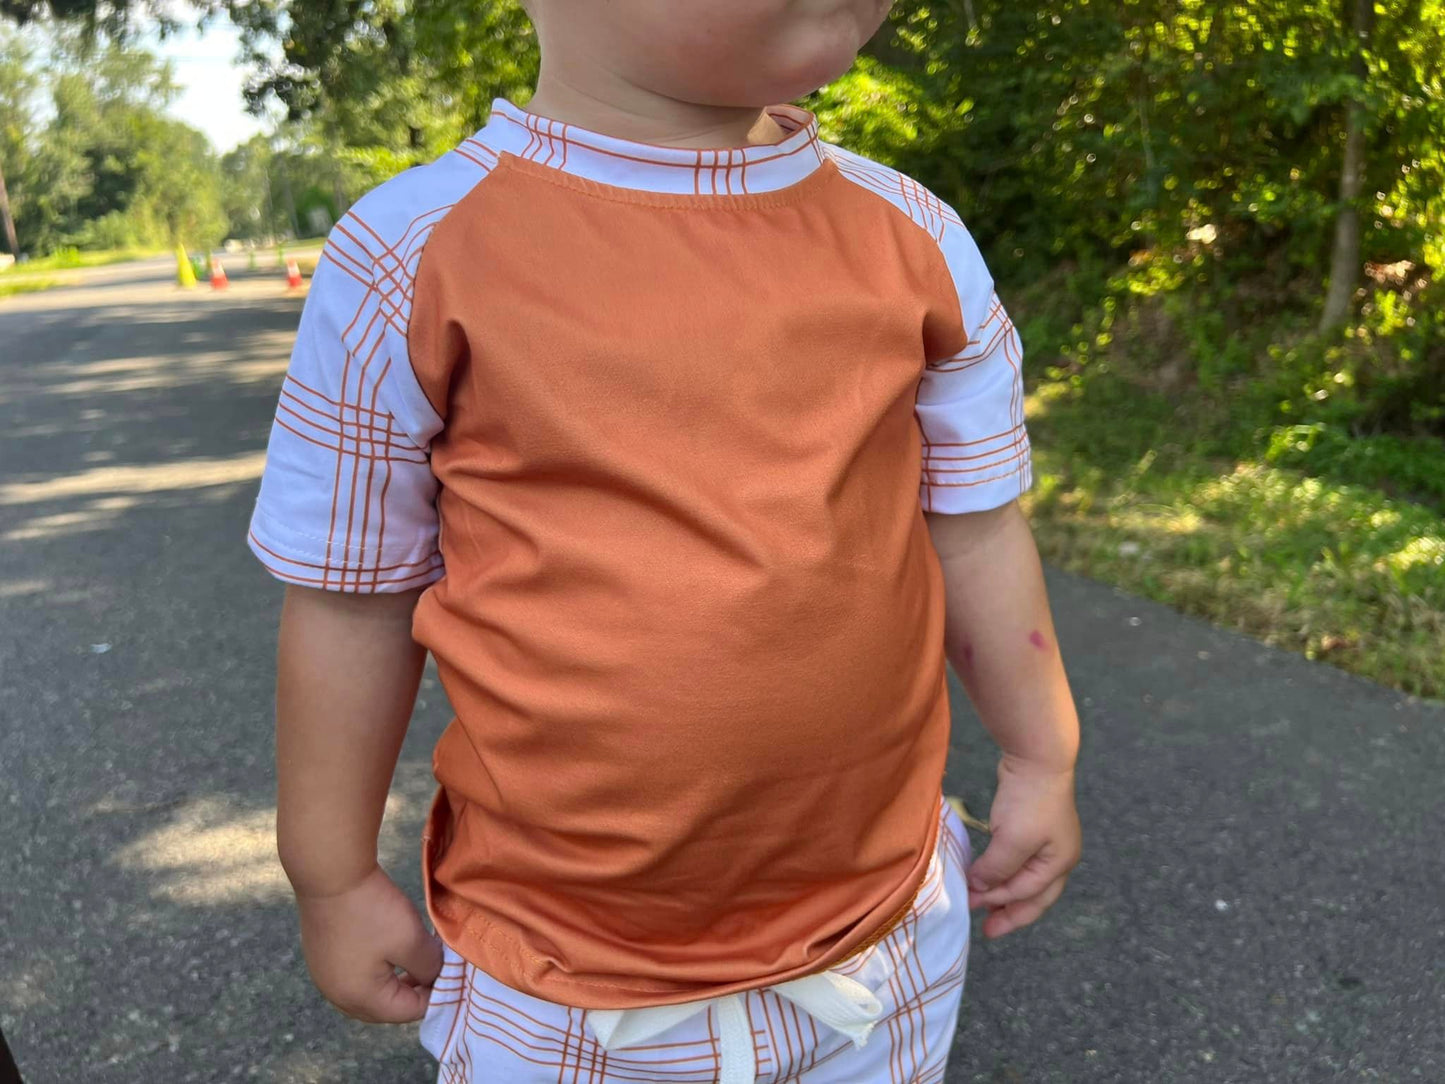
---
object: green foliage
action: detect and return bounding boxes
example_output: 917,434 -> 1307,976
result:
0,26 -> 229,253
814,0 -> 1445,306
1265,424 -> 1445,507
0,273 -> 57,295
0,0 -> 174,36
12,0 -> 1445,691
218,135 -> 274,241
1027,355 -> 1445,694
221,0 -> 536,153
1,243 -> 156,271
809,57 -> 933,156
40,243 -> 80,267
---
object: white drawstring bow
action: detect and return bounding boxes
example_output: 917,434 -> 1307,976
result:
589,968 -> 884,1084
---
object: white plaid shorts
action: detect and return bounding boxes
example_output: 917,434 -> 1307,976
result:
420,798 -> 973,1084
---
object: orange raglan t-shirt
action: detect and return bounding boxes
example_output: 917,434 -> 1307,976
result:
248,101 -> 1031,1009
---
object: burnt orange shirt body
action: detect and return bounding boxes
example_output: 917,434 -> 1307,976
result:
249,101 -> 1031,1009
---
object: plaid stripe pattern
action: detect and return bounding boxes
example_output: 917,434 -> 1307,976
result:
917,292 -> 1030,507
825,145 -> 1032,515
420,801 -> 973,1084
483,99 -> 828,196
250,104 -> 1033,598
248,146 -> 497,591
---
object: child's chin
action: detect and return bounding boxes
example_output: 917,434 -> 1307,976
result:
684,57 -> 861,109
761,44 -> 871,99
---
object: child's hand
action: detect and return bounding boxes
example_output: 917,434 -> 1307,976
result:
295,864 -> 444,1023
965,755 -> 1082,939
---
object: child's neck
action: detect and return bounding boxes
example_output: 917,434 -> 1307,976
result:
524,68 -> 775,150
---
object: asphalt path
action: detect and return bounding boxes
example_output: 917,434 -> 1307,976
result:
2,260 -> 1441,1083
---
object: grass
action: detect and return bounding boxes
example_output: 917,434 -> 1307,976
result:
1017,309 -> 1445,701
241,243 -> 322,278
0,245 -> 166,297
0,246 -> 163,274
0,276 -> 60,298
0,241 -> 326,294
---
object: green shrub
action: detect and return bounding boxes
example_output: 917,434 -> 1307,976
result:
44,245 -> 83,269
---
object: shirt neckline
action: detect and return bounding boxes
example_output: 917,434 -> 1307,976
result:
471,99 -> 828,197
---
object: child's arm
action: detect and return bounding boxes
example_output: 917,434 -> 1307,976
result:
925,500 -> 1083,939
275,584 -> 442,1022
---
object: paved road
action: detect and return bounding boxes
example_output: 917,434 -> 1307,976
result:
2,261 -> 1442,1083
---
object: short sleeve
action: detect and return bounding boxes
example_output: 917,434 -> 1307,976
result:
916,220 -> 1033,514
247,216 -> 447,592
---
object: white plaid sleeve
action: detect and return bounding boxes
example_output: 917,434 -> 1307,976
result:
247,210 -> 447,592
916,220 -> 1032,514
823,144 -> 1031,515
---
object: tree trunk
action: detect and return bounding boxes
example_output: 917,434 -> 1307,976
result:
0,155 -> 19,259
332,172 -> 349,218
1319,0 -> 1374,332
280,167 -> 300,239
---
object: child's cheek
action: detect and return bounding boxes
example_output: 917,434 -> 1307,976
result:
629,0 -> 884,106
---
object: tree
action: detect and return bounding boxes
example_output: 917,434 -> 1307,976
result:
13,0 -> 1445,334
0,27 -> 230,253
0,25 -> 37,255
220,134 -> 275,241
0,163 -> 16,256
0,0 -> 174,35
1320,0 -> 1375,331
220,0 -> 535,153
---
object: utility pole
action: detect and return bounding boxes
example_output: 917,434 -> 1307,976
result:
0,155 -> 19,259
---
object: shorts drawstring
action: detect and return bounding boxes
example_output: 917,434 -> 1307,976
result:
588,967 -> 884,1084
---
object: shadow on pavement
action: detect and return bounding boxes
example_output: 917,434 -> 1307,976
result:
0,285 -> 444,1082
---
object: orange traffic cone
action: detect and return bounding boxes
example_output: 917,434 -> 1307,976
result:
209,256 -> 229,290
285,257 -> 304,289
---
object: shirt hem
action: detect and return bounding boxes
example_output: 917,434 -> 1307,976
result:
247,512 -> 444,593
422,785 -> 945,1011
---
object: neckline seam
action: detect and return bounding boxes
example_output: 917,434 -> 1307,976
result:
491,150 -> 840,209
484,99 -> 822,167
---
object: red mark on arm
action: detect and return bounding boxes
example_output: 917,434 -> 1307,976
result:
961,642 -> 975,668
1028,629 -> 1050,651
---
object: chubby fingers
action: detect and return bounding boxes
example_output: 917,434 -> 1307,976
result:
369,971 -> 436,1023
968,849 -> 1070,911
978,875 -> 1068,939
965,829 -> 1038,902
391,918 -> 445,989
369,919 -> 444,1023
333,922 -> 443,1024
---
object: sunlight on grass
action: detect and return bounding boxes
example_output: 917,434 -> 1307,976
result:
1110,505 -> 1206,536
0,277 -> 59,298
1382,535 -> 1445,573
0,247 -> 161,274
1025,440 -> 1445,699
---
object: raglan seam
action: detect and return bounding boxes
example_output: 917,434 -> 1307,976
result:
821,146 -> 974,360
400,148 -> 514,423
822,144 -> 1031,513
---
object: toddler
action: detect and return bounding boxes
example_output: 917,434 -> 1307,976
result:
249,1 -> 1083,1080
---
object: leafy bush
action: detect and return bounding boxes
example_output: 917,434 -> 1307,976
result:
43,245 -> 83,268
